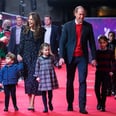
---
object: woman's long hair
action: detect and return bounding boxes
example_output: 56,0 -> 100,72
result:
24,12 -> 43,40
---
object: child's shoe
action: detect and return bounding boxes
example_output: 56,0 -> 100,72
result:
97,104 -> 101,110
14,106 -> 19,111
114,95 -> 116,99
4,107 -> 8,112
100,107 -> 105,112
49,103 -> 53,111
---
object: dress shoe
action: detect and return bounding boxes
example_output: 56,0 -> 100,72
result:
14,106 -> 19,111
79,109 -> 88,114
28,108 -> 35,111
4,108 -> 8,112
49,103 -> 53,111
100,107 -> 105,112
43,109 -> 48,113
67,105 -> 73,111
97,104 -> 101,110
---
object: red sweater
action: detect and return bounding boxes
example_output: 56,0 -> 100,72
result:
73,24 -> 83,56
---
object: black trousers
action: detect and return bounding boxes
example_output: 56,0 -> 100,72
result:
4,84 -> 17,108
94,72 -> 109,108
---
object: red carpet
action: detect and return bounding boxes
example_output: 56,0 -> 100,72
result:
0,64 -> 116,116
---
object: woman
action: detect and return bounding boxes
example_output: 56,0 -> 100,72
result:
17,12 -> 45,111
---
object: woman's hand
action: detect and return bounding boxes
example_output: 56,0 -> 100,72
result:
17,54 -> 23,62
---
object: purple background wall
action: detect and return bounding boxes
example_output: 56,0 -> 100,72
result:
85,17 -> 116,48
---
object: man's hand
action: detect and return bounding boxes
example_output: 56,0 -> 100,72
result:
59,58 -> 65,65
91,60 -> 97,67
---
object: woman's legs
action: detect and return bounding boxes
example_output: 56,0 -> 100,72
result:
28,94 -> 35,111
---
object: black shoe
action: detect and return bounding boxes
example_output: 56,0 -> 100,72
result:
107,90 -> 111,96
27,108 -> 35,111
67,105 -> 73,111
100,107 -> 105,112
43,109 -> 48,113
14,106 -> 19,111
4,108 -> 8,112
79,109 -> 88,114
97,104 -> 101,110
49,103 -> 53,111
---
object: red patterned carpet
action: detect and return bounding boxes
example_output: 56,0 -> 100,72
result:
0,64 -> 116,116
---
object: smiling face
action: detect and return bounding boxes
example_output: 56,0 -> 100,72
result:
74,6 -> 85,24
28,15 -> 35,30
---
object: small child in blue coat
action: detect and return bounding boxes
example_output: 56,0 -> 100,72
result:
0,52 -> 23,112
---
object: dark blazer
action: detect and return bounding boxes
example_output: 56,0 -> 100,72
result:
46,25 -> 61,55
8,26 -> 25,55
59,20 -> 96,64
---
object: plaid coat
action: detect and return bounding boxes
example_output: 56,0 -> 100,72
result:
34,55 -> 59,91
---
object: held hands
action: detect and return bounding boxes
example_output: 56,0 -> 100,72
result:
59,58 -> 65,66
91,60 -> 97,67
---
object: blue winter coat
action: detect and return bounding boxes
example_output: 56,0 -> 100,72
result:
0,62 -> 23,85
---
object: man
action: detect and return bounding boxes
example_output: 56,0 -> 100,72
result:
8,15 -> 24,55
8,15 -> 24,81
43,15 -> 61,68
59,6 -> 96,114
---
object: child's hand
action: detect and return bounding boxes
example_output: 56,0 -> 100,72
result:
59,58 -> 65,66
36,77 -> 40,82
0,83 -> 2,87
91,60 -> 97,67
109,72 -> 113,77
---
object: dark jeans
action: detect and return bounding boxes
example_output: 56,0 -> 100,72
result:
94,72 -> 108,108
4,84 -> 17,108
66,56 -> 88,110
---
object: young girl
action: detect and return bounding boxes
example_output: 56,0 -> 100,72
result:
94,35 -> 114,112
34,43 -> 59,113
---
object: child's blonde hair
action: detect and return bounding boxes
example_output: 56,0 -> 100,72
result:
6,52 -> 16,61
39,43 -> 54,56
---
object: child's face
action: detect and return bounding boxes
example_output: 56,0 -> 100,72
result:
99,39 -> 108,50
5,57 -> 14,65
108,33 -> 114,42
42,46 -> 50,56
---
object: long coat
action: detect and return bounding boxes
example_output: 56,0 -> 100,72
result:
18,29 -> 44,95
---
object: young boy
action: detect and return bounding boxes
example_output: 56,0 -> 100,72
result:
94,35 -> 114,112
0,53 -> 23,112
